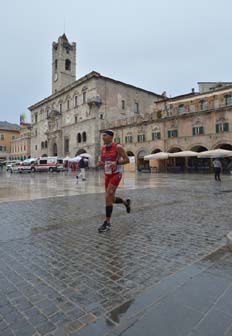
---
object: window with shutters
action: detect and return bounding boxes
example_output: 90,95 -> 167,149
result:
137,134 -> 145,142
125,135 -> 133,143
200,100 -> 208,111
178,104 -> 185,114
167,129 -> 178,138
114,137 -> 121,144
152,127 -> 161,140
216,122 -> 229,133
0,145 -> 6,151
192,126 -> 204,135
225,95 -> 232,106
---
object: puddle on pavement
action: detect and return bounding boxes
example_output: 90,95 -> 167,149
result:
220,190 -> 232,193
31,223 -> 64,234
109,299 -> 134,324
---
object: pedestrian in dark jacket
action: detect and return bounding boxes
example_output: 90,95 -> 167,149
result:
76,157 -> 87,180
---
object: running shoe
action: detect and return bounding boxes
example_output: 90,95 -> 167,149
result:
125,199 -> 131,213
98,221 -> 111,233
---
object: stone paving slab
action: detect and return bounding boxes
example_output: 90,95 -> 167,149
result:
0,173 -> 232,335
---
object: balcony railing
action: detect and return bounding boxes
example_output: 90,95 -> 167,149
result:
87,96 -> 102,107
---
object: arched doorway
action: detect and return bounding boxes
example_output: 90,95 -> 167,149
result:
137,150 -> 149,171
76,149 -> 86,156
151,149 -> 161,154
53,143 -> 57,156
188,145 -> 209,173
168,147 -> 182,153
214,143 -> 232,150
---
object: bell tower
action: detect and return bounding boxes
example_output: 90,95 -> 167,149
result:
52,34 -> 76,94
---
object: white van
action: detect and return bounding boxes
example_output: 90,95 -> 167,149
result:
6,160 -> 22,172
31,157 -> 64,172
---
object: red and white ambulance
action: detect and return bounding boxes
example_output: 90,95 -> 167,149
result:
17,158 -> 37,173
31,157 -> 64,172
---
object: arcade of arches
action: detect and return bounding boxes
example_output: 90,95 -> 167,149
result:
125,144 -> 232,173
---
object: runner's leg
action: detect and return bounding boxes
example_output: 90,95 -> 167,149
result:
114,197 -> 131,213
105,184 -> 117,223
98,175 -> 116,232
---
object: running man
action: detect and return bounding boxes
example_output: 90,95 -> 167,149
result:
97,130 -> 131,233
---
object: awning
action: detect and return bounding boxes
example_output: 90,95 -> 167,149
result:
144,152 -> 169,160
197,149 -> 232,158
169,151 -> 198,157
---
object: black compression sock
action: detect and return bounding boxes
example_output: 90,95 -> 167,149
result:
106,205 -> 113,218
114,197 -> 123,204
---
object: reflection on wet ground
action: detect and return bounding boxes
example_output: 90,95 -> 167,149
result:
1,169 -> 232,203
0,171 -> 232,335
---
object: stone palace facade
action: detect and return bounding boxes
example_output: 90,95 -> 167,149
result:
29,34 -> 162,166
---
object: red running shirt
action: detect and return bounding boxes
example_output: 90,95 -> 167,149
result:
101,143 -> 122,175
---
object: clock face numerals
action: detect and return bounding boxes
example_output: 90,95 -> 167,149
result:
54,72 -> 58,81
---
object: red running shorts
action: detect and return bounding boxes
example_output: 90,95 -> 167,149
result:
105,173 -> 122,190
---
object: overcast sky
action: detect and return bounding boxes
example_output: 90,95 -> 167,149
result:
1,0 -> 232,124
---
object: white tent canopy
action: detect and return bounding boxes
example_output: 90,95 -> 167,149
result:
144,152 -> 169,160
69,156 -> 82,162
79,153 -> 91,158
197,149 -> 232,158
169,151 -> 198,157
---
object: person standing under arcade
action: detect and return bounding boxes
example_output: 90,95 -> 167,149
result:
97,130 -> 131,233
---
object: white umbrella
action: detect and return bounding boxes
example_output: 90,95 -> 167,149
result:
169,151 -> 198,157
144,152 -> 169,160
79,153 -> 91,158
197,149 -> 232,158
69,156 -> 82,162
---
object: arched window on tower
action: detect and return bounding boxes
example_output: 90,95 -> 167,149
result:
65,59 -> 71,71
82,132 -> 87,142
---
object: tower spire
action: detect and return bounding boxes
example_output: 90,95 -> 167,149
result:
52,35 -> 76,94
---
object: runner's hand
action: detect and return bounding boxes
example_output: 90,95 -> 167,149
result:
97,160 -> 104,167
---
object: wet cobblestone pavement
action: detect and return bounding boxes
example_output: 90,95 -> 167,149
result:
0,171 -> 232,335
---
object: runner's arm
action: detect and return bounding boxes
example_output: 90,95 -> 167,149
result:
116,145 -> 129,165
